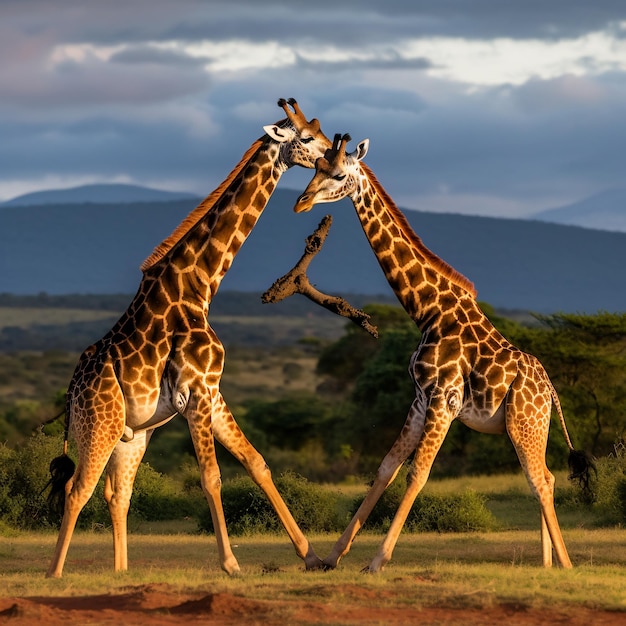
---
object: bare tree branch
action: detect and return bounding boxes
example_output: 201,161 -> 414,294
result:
262,215 -> 378,338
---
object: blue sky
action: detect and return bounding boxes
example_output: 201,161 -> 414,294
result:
1,0 -> 625,218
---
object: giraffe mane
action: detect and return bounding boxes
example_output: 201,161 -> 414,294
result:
140,138 -> 266,272
360,162 -> 477,299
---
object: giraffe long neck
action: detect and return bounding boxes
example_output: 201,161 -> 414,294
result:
143,139 -> 283,301
353,164 -> 476,329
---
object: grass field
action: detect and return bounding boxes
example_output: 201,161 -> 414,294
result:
0,307 -> 119,329
1,474 -> 625,624
3,470 -> 625,607
2,528 -> 625,610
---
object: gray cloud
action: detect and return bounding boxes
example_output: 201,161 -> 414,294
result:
6,1 -> 626,45
0,0 -> 625,218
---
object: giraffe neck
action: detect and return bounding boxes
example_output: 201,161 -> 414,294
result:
353,164 -> 477,329
144,139 -> 284,302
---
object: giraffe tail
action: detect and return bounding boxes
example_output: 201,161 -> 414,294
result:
42,393 -> 76,517
45,453 -> 76,517
547,374 -> 596,494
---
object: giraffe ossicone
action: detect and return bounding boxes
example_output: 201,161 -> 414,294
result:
295,132 -> 593,573
45,98 -> 331,579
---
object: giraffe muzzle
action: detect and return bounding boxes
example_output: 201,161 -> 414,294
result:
294,193 -> 313,213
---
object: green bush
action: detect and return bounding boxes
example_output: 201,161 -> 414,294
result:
352,467 -> 498,533
74,458 -> 202,528
589,442 -> 626,525
555,441 -> 626,526
0,433 -> 61,529
0,432 -> 202,530
197,471 -> 343,535
0,444 -> 22,528
131,462 -> 200,521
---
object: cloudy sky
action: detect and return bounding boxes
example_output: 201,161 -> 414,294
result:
2,0 -> 625,218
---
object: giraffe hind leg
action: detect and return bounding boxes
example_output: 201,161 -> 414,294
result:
47,366 -> 125,578
506,375 -> 572,569
47,440 -> 121,577
104,430 -> 153,572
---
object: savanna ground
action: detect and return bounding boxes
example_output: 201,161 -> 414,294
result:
2,511 -> 626,625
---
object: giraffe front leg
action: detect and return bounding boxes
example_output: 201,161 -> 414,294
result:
211,393 -> 323,570
325,393 -> 428,570
187,404 -> 240,576
325,456 -> 404,570
367,407 -> 453,573
104,430 -> 152,572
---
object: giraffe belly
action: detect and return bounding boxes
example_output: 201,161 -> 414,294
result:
124,390 -> 178,434
457,401 -> 507,435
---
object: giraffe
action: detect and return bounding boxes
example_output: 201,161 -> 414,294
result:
294,133 -> 592,573
45,98 -> 332,578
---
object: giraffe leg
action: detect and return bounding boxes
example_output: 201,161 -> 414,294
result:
47,368 -> 125,578
46,437 -> 121,578
104,430 -> 152,572
368,403 -> 453,573
324,392 -> 428,569
518,455 -> 568,567
212,393 -> 323,570
506,370 -> 572,569
521,461 -> 569,567
186,398 -> 240,576
541,507 -> 553,567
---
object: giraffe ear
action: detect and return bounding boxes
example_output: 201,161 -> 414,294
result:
351,138 -> 369,161
263,124 -> 294,143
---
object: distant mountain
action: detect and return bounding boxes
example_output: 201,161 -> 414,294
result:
1,188 -> 626,313
1,183 -> 198,207
533,188 -> 626,232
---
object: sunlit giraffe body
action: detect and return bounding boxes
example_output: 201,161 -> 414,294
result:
295,134 -> 592,573
46,99 -> 331,578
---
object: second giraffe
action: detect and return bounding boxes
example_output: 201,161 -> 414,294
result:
294,133 -> 593,573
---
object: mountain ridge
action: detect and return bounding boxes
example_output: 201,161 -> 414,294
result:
532,188 -> 626,232
6,182 -> 626,233
1,188 -> 625,313
1,183 -> 197,207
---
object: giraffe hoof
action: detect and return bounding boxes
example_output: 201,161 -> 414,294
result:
227,568 -> 242,578
361,561 -> 385,574
221,558 -> 241,577
304,555 -> 325,571
321,558 -> 338,571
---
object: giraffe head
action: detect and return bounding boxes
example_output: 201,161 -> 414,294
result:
263,98 -> 332,169
294,133 -> 369,212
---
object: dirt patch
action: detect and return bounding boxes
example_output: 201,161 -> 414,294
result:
0,584 -> 624,626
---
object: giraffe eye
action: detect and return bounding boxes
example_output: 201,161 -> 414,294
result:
333,174 -> 346,181
300,136 -> 314,144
